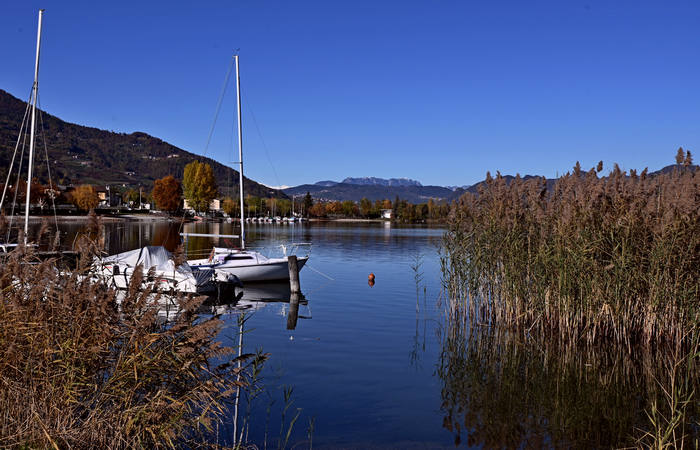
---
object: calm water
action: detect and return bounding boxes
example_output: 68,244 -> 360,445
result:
35,218 -> 698,448
52,219 -> 450,448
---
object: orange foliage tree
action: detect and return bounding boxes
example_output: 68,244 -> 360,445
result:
308,202 -> 327,218
71,185 -> 99,212
152,175 -> 182,213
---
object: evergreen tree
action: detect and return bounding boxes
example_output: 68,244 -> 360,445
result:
303,192 -> 313,217
676,147 -> 685,164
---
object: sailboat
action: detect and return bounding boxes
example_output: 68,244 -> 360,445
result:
90,245 -> 220,295
187,55 -> 309,282
0,10 -> 58,253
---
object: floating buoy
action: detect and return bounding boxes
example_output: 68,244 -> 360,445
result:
368,273 -> 375,281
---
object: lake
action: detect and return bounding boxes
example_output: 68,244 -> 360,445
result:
38,218 -> 698,448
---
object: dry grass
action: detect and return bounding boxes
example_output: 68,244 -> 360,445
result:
0,232 -> 263,448
441,156 -> 699,447
442,159 -> 699,351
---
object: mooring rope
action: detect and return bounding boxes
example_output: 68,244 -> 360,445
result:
0,89 -> 32,213
305,263 -> 335,281
37,94 -> 60,235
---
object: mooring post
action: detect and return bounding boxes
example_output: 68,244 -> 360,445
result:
287,292 -> 300,330
288,255 -> 300,294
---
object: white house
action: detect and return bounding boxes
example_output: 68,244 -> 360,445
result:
183,198 -> 221,212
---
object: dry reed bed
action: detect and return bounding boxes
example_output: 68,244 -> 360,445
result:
442,160 -> 699,351
0,237 -> 261,448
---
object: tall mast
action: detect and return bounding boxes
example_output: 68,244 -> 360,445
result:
24,9 -> 44,243
234,54 -> 245,249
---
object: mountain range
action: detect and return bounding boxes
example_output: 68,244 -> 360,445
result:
284,165 -> 697,203
0,89 -> 286,199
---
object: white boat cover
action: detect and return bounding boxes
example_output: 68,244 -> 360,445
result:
102,246 -> 191,276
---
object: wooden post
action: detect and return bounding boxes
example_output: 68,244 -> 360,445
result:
288,255 -> 300,294
286,292 -> 300,330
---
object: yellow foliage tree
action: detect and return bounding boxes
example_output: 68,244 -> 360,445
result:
71,185 -> 99,212
221,197 -> 238,216
183,161 -> 217,212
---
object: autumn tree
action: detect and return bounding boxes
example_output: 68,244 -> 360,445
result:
152,175 -> 182,213
245,195 -> 263,216
277,198 -> 292,217
327,201 -> 343,216
8,179 -> 47,205
183,160 -> 217,212
72,185 -> 99,212
265,198 -> 277,216
357,198 -> 371,218
341,200 -> 358,217
221,197 -> 238,216
308,202 -> 326,218
676,147 -> 685,164
124,188 -> 139,205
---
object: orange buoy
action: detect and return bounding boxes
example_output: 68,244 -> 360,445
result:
368,273 -> 375,282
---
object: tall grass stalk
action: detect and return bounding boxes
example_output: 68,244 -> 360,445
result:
0,232 -> 262,448
443,161 -> 699,351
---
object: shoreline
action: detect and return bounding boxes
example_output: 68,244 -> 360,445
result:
8,214 -> 444,225
7,214 -> 175,223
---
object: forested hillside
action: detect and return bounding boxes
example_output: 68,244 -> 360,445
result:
0,89 -> 285,199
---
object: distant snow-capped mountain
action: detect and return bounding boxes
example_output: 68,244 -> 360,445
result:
314,180 -> 339,187
341,177 -> 422,187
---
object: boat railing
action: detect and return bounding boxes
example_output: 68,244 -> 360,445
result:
185,242 -> 312,260
277,242 -> 312,258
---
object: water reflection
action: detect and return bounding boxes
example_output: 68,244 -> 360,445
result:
437,310 -> 699,448
125,281 -> 310,330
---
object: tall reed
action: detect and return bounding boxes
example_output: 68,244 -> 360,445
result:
442,160 -> 699,351
0,232 -> 262,448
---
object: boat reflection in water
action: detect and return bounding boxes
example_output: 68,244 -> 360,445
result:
115,281 -> 309,329
204,282 -> 309,330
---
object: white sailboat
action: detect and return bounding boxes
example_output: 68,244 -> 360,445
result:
91,246 -> 221,295
0,10 -> 46,249
187,55 -> 309,282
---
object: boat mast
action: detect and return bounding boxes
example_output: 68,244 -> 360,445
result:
235,54 -> 245,249
24,9 -> 44,244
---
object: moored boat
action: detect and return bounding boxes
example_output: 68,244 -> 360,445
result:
92,246 -> 234,294
188,246 -> 308,283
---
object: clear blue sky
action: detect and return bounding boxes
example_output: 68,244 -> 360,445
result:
2,1 -> 699,188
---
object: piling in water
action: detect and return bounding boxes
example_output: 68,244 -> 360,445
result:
287,292 -> 300,330
288,255 -> 300,294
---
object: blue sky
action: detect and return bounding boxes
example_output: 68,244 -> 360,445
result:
2,1 -> 699,188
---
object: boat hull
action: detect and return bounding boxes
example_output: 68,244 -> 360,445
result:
190,256 -> 308,283
93,265 -> 216,294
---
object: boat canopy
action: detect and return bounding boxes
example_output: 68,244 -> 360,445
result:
101,246 -> 191,274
